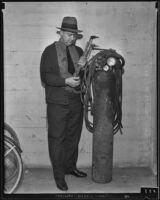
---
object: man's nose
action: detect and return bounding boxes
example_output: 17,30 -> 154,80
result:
70,35 -> 75,40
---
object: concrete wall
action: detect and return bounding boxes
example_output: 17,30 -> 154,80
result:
3,2 -> 157,170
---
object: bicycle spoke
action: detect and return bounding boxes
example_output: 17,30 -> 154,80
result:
5,145 -> 16,156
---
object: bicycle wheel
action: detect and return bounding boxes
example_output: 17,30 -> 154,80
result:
4,139 -> 23,193
4,123 -> 21,148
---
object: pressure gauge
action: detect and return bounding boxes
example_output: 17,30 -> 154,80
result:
106,57 -> 117,67
103,65 -> 109,71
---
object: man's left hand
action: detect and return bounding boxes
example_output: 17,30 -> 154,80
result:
78,56 -> 87,67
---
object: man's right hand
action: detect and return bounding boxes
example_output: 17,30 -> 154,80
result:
65,77 -> 80,87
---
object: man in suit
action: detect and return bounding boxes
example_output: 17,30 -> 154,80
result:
40,16 -> 87,191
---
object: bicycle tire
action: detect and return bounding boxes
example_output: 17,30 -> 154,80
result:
4,140 -> 23,194
4,123 -> 21,148
4,136 -> 22,181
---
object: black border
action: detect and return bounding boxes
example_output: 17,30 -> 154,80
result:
0,1 -> 159,200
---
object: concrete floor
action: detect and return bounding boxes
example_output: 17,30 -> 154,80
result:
15,167 -> 157,194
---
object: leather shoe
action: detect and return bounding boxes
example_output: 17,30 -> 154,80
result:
65,169 -> 87,177
56,179 -> 68,191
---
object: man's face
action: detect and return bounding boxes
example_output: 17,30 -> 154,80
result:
60,30 -> 77,46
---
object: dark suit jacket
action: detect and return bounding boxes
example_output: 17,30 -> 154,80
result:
40,42 -> 83,104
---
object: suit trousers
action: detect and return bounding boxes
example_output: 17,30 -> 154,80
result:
47,92 -> 83,182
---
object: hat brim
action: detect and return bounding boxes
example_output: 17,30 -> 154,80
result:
56,27 -> 83,33
56,30 -> 83,40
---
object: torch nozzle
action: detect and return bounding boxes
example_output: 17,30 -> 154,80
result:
90,35 -> 99,39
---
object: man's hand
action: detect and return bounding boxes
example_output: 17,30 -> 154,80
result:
65,77 -> 80,87
78,56 -> 87,67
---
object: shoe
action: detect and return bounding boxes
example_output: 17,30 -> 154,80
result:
56,179 -> 68,191
65,169 -> 87,177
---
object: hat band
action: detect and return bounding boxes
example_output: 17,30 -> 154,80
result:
61,23 -> 77,30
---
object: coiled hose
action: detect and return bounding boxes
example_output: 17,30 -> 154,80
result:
80,49 -> 125,135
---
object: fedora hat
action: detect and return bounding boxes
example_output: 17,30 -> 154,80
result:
56,16 -> 83,33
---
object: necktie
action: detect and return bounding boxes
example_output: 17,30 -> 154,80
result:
66,46 -> 75,75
